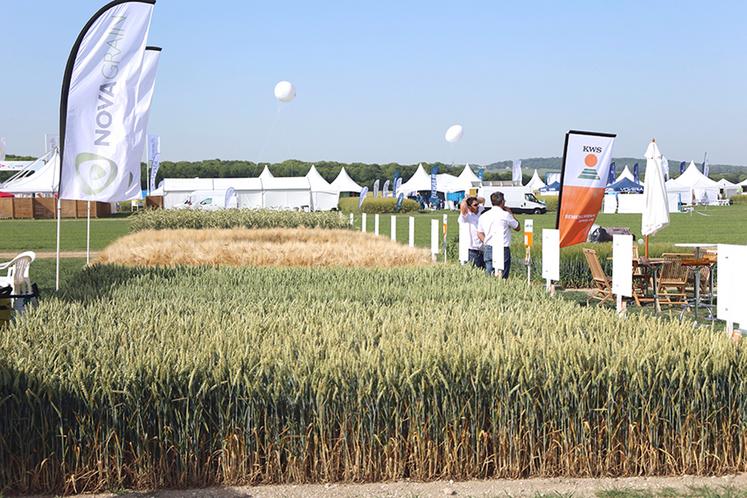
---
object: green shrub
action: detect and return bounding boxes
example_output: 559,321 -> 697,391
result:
537,195 -> 559,211
129,208 -> 350,232
339,196 -> 419,214
730,194 -> 747,205
1,264 -> 744,494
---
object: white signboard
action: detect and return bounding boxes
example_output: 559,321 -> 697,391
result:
542,229 -> 560,281
491,243 -> 504,274
717,244 -> 747,327
430,219 -> 439,255
612,234 -> 632,297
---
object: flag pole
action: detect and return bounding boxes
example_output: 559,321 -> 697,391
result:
86,200 -> 91,264
55,196 -> 61,291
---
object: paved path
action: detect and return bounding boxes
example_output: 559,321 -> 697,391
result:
0,251 -> 98,259
33,474 -> 747,498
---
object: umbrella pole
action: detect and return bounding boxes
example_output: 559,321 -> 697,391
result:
645,235 -> 649,258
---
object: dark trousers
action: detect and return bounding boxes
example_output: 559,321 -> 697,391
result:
484,246 -> 511,279
467,248 -> 485,269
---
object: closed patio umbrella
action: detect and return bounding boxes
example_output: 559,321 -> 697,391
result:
641,139 -> 669,256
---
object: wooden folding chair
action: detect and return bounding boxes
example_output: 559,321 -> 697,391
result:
657,258 -> 690,306
583,248 -> 613,304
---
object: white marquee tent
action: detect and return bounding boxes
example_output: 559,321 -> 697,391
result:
306,165 -> 340,210
665,161 -> 721,205
213,178 -> 263,208
716,178 -> 740,198
615,165 -> 635,183
0,149 -> 59,195
330,167 -> 363,193
526,169 -> 546,190
262,177 -> 312,210
259,165 -> 274,180
398,164 -> 432,195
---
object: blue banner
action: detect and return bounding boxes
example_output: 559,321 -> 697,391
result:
632,162 -> 639,184
395,192 -> 405,211
358,186 -> 368,209
679,161 -> 686,175
394,177 -> 402,197
382,179 -> 390,198
372,179 -> 380,198
607,161 -> 616,185
478,167 -> 484,181
430,166 -> 439,206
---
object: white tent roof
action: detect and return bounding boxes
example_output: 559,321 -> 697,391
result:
259,165 -> 274,180
330,167 -> 362,193
526,169 -> 546,190
739,179 -> 747,187
666,161 -> 720,189
306,165 -> 336,193
213,178 -> 263,191
398,164 -> 432,195
262,177 -> 310,191
615,165 -> 635,183
163,178 -> 215,192
0,150 -> 59,194
717,178 -> 736,187
458,164 -> 481,186
436,173 -> 461,192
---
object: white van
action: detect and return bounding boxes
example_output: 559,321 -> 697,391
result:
477,186 -> 547,214
181,188 -> 238,211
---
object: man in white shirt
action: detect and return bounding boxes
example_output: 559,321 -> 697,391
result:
458,196 -> 486,268
476,191 -> 520,278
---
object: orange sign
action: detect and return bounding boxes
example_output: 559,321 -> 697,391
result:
557,131 -> 616,248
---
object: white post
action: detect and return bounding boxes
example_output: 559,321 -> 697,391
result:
374,214 -> 380,236
349,212 -> 354,227
430,219 -> 439,262
55,197 -> 61,291
86,201 -> 91,265
442,214 -> 448,263
616,294 -> 624,315
408,216 -> 415,247
390,215 -> 397,242
361,213 -> 367,233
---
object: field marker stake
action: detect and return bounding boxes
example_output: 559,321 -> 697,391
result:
361,213 -> 367,233
374,214 -> 380,235
349,212 -> 354,226
408,217 -> 415,247
430,219 -> 439,262
390,215 -> 397,242
442,214 -> 448,262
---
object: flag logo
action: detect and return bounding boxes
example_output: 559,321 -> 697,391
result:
75,152 -> 118,195
578,153 -> 600,180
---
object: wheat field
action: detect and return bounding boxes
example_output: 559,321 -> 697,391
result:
95,227 -> 433,268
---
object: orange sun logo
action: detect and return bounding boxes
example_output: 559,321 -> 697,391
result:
584,154 -> 598,168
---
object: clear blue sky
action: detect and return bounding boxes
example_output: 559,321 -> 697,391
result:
2,0 -> 746,165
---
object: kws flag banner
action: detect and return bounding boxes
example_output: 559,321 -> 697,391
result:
148,134 -> 160,192
59,0 -> 155,201
556,130 -> 616,248
131,46 -> 161,198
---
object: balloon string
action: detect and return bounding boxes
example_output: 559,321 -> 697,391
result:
255,104 -> 283,166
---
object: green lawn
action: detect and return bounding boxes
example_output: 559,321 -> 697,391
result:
3,205 -> 745,255
0,217 -> 131,252
352,204 -> 747,248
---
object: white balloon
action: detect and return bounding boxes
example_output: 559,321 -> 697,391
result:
444,124 -> 463,143
274,81 -> 296,103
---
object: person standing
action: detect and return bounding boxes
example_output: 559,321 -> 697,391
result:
458,196 -> 486,268
476,191 -> 520,278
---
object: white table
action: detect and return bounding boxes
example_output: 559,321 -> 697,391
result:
674,243 -> 717,320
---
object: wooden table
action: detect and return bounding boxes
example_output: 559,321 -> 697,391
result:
674,243 -> 717,319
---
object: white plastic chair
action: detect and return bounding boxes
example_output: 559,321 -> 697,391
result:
0,251 -> 36,309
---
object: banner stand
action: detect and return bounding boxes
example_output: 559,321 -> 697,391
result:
55,197 -> 61,291
86,201 -> 91,265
